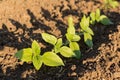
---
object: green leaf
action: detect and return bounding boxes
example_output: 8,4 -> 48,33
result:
42,33 -> 57,45
69,42 -> 80,50
95,9 -> 100,22
42,52 -> 64,66
80,15 -> 90,30
85,27 -> 94,35
66,33 -> 80,42
60,46 -> 75,58
15,48 -> 32,62
33,55 -> 42,70
90,12 -> 96,24
67,16 -> 75,34
32,40 -> 41,56
84,32 -> 93,48
111,1 -> 119,8
54,38 -> 63,53
69,42 -> 81,59
99,15 -> 113,25
80,16 -> 94,35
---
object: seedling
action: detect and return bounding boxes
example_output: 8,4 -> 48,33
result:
104,0 -> 119,9
80,15 -> 94,48
90,9 -> 113,25
15,40 -> 64,70
41,32 -> 79,58
15,11 -> 113,71
65,16 -> 81,59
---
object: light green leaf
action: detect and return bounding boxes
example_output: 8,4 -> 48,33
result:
42,33 -> 57,45
69,42 -> 80,50
15,48 -> 32,62
80,16 -> 94,35
66,33 -> 80,42
111,1 -> 119,8
80,15 -> 90,30
32,40 -> 41,56
69,42 -> 81,59
54,38 -> 63,53
60,46 -> 75,58
33,55 -> 42,70
42,52 -> 64,66
67,16 -> 75,34
84,32 -> 93,48
99,15 -> 113,25
85,27 -> 94,35
95,9 -> 100,22
90,12 -> 96,24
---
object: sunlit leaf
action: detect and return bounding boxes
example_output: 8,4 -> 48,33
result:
54,38 -> 63,53
84,32 -> 93,48
66,33 -> 80,42
32,40 -> 41,56
80,16 -> 94,35
90,12 -> 96,24
80,15 -> 90,30
15,48 -> 32,62
60,46 -> 75,58
42,52 -> 64,66
95,9 -> 100,22
33,55 -> 42,70
111,1 -> 119,8
69,42 -> 81,59
67,16 -> 75,34
99,15 -> 113,25
42,33 -> 57,45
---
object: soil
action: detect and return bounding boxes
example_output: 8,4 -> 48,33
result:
0,0 -> 120,80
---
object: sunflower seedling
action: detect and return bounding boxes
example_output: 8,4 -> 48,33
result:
42,32 -> 79,58
65,16 -> 81,59
80,15 -> 94,48
15,40 -> 64,70
90,9 -> 113,25
104,0 -> 119,9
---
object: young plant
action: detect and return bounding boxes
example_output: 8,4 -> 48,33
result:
80,15 -> 94,48
65,16 -> 81,59
15,40 -> 64,70
41,32 -> 78,58
104,0 -> 119,9
90,9 -> 113,25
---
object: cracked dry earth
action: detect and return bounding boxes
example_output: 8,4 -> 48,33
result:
0,0 -> 120,80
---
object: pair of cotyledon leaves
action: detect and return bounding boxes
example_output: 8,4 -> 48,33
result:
80,15 -> 94,48
90,9 -> 113,25
41,33 -> 80,59
15,40 -> 64,70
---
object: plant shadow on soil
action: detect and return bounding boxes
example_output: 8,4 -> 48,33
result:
0,7 -> 120,80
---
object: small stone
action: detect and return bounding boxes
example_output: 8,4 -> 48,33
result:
71,65 -> 76,71
71,72 -> 77,77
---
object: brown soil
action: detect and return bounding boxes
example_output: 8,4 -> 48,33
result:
0,0 -> 120,80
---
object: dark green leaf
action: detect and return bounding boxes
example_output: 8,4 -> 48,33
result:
99,15 -> 113,25
33,55 -> 42,70
42,52 -> 64,66
15,48 -> 32,62
42,33 -> 57,45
